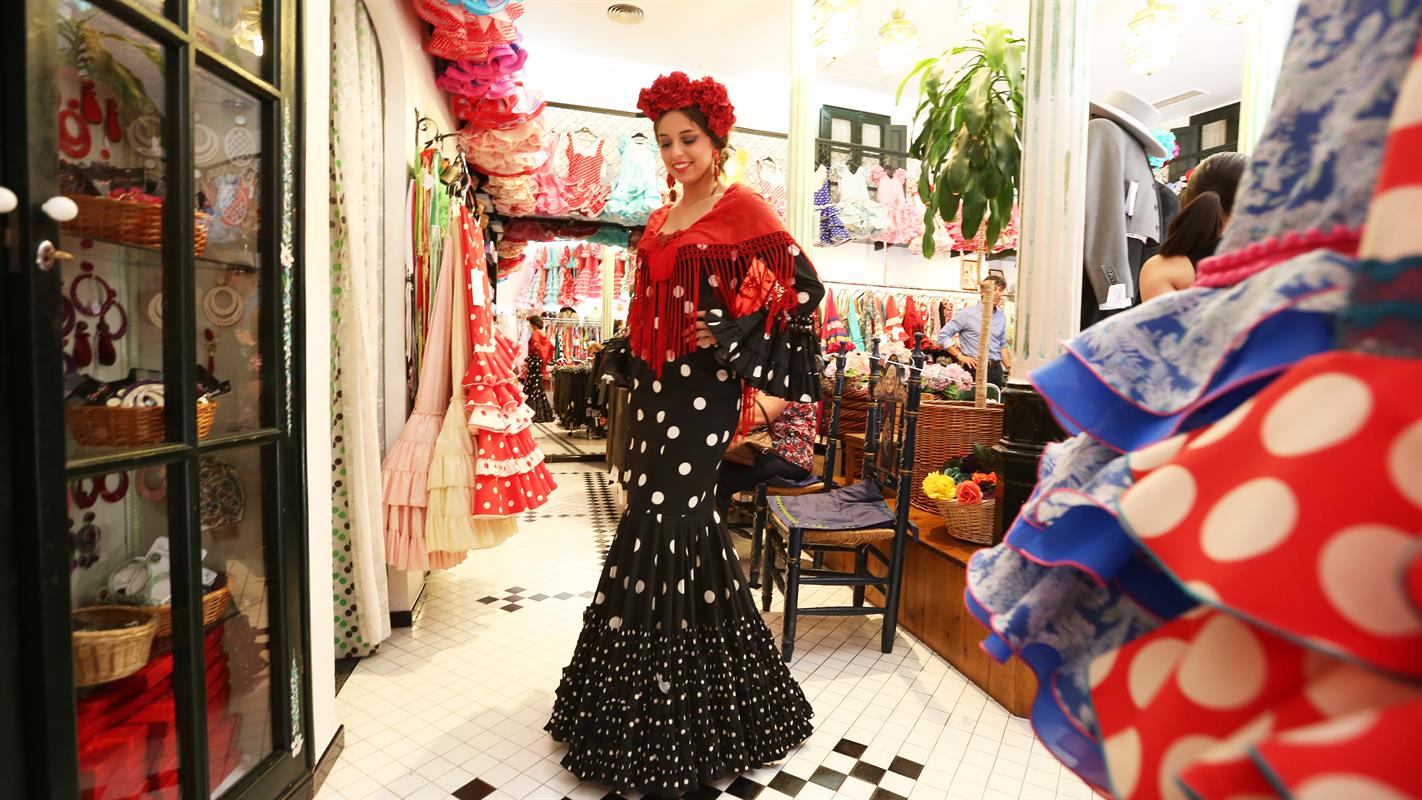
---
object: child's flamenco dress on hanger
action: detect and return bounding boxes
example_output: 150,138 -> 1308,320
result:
963,4 -> 1422,798
546,184 -> 823,795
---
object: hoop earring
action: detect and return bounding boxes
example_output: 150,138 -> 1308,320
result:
203,273 -> 244,327
137,467 -> 167,501
98,472 -> 129,503
71,478 -> 100,509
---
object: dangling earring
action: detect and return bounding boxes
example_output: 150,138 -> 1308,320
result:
73,321 -> 93,367
712,149 -> 721,179
666,173 -> 675,191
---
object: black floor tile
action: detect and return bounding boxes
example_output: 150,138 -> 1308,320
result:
869,789 -> 908,800
833,738 -> 868,759
809,766 -> 847,791
768,771 -> 807,796
334,657 -> 360,696
500,603 -> 523,612
453,778 -> 496,800
476,596 -> 499,604
725,776 -> 765,799
887,755 -> 924,780
505,586 -> 526,593
683,786 -> 722,800
850,761 -> 886,785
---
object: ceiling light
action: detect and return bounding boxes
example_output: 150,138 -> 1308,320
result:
1125,0 -> 1179,76
606,3 -> 644,25
1208,0 -> 1268,24
814,0 -> 860,60
959,0 -> 999,30
876,8 -> 921,72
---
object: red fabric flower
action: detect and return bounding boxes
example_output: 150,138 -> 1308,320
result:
636,71 -> 737,139
956,480 -> 983,505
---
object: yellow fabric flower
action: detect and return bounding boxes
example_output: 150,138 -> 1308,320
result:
923,471 -> 958,500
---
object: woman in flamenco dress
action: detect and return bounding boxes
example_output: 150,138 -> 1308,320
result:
523,315 -> 555,423
546,72 -> 823,795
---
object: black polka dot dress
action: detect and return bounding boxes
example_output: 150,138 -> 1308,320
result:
524,351 -> 554,423
547,242 -> 825,796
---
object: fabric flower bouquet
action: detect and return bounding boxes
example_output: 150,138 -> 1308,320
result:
923,444 -> 1002,544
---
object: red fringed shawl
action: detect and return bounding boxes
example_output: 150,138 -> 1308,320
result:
628,184 -> 809,432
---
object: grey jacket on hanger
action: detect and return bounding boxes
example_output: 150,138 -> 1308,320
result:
1084,118 -> 1162,308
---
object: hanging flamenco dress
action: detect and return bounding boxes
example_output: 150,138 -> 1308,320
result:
381,240 -> 467,571
869,165 -> 922,246
964,4 -> 1422,797
546,184 -> 823,794
833,163 -> 889,240
603,135 -> 663,224
562,133 -> 612,218
463,265 -> 558,518
533,136 -> 571,217
427,206 -> 518,555
523,327 -> 555,423
755,160 -> 789,221
813,164 -> 851,247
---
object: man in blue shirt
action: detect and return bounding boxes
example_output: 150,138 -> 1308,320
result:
936,275 -> 1012,390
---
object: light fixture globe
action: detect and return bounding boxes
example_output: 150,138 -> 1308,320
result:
959,0 -> 999,31
876,8 -> 922,72
1208,0 -> 1268,24
814,0 -> 861,60
1125,0 -> 1180,75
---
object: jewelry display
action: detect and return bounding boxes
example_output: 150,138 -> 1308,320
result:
79,80 -> 102,125
145,292 -> 163,329
68,513 -> 102,572
127,113 -> 163,157
73,321 -> 93,368
118,380 -> 164,408
69,268 -> 113,317
194,118 -> 219,166
204,328 -> 217,372
103,98 -> 122,143
136,467 -> 167,501
95,297 -> 128,367
202,277 -> 244,327
58,104 -> 92,159
97,472 -> 129,503
72,478 -> 100,509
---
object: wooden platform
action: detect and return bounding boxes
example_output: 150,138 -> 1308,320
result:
820,498 -> 1037,718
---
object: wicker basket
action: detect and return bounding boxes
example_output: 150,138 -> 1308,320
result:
61,195 -> 212,256
144,576 -> 231,639
72,606 -> 159,687
910,399 -> 1003,513
67,402 -> 218,447
937,497 -> 997,546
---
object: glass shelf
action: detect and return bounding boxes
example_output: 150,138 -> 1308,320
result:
63,231 -> 258,273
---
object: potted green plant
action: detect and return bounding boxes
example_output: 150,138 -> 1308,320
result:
898,25 -> 1025,259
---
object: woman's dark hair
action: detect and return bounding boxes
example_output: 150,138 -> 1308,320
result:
527,316 -> 544,330
1160,152 -> 1248,258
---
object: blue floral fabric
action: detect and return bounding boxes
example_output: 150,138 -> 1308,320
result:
814,173 -> 851,247
1218,0 -> 1421,254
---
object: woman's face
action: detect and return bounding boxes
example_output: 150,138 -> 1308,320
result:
655,110 -> 715,186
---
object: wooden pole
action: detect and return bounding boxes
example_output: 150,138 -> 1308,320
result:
974,230 -> 991,408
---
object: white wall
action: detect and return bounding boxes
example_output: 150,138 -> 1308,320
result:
365,0 -> 461,620
301,0 -> 337,760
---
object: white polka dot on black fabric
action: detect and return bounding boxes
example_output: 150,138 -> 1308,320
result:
703,590 -> 715,603
657,411 -> 666,423
717,370 -> 729,382
706,434 -> 719,446
668,426 -> 680,439
679,463 -> 691,475
652,492 -> 664,505
653,381 -> 662,393
680,364 -> 692,377
688,496 -> 699,509
693,397 -> 706,410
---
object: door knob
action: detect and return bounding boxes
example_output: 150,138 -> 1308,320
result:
41,195 -> 79,222
36,240 -> 74,272
0,186 -> 16,214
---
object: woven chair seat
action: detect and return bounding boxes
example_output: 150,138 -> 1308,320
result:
769,512 -> 896,546
766,482 -> 826,497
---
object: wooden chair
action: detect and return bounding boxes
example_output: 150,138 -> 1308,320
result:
745,351 -> 849,591
760,335 -> 926,661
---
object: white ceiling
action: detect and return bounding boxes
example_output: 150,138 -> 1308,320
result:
518,0 -> 1284,130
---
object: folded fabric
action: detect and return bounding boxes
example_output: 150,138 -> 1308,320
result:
769,480 -> 894,531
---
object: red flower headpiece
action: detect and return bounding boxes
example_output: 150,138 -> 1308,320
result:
636,72 -> 736,140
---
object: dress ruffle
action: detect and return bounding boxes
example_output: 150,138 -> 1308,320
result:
546,508 -> 814,795
703,308 -> 823,404
1031,250 -> 1353,452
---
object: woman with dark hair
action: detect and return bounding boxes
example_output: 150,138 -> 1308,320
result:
1139,152 -> 1249,301
523,315 -> 554,422
546,72 -> 822,794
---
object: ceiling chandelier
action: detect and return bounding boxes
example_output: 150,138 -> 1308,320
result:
1124,0 -> 1179,76
1207,0 -> 1270,25
876,7 -> 922,72
813,0 -> 861,60
959,0 -> 999,31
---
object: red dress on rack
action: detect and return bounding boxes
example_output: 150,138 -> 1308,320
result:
562,134 -> 611,217
462,266 -> 558,517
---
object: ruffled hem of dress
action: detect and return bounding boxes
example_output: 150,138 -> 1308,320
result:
704,309 -> 823,403
1029,249 -> 1355,452
546,610 -> 813,794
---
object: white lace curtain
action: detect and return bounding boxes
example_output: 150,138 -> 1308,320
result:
329,0 -> 390,658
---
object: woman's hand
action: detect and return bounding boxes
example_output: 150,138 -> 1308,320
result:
693,311 -> 716,349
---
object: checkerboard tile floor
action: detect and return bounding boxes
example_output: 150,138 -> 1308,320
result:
318,464 -> 1092,800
